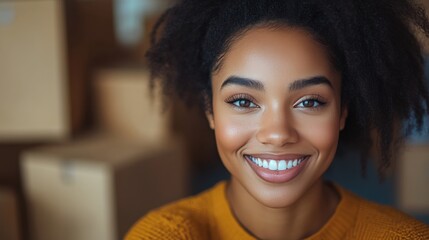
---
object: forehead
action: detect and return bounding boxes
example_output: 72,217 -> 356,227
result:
213,26 -> 340,87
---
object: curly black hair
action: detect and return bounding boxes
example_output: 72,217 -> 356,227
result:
146,0 -> 429,177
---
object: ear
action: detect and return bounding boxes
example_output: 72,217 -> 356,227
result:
203,92 -> 215,129
340,105 -> 348,131
205,111 -> 215,130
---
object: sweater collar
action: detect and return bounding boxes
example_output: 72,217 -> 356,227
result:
306,183 -> 359,239
212,181 -> 257,239
211,181 -> 359,240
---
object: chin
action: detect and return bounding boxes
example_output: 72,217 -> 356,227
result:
248,179 -> 317,208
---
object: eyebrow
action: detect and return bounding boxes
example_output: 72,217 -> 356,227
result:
289,76 -> 333,91
220,76 -> 265,91
220,75 -> 333,91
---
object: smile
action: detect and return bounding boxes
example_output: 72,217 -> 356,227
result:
246,155 -> 305,171
244,154 -> 310,183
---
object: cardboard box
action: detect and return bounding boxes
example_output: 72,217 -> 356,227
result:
93,69 -> 170,143
0,0 -> 69,141
397,142 -> 429,214
21,135 -> 188,240
0,188 -> 21,240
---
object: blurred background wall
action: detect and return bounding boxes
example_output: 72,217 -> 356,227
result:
0,0 -> 428,240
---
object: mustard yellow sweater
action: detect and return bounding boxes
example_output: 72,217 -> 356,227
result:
125,181 -> 429,239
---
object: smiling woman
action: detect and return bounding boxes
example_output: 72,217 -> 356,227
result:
125,0 -> 429,239
208,28 -> 346,214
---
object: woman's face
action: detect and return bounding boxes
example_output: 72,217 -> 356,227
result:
208,26 -> 347,207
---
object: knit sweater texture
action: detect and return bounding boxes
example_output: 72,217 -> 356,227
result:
125,181 -> 429,239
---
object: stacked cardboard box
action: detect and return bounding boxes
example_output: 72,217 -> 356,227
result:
0,0 -> 69,141
22,135 -> 188,240
0,188 -> 21,240
397,143 -> 429,215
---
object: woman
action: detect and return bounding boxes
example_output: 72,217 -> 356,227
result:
126,0 -> 429,239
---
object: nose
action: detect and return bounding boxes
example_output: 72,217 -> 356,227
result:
256,108 -> 299,147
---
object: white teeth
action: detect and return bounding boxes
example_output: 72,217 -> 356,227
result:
262,160 -> 268,168
247,155 -> 306,171
278,160 -> 287,170
268,160 -> 277,170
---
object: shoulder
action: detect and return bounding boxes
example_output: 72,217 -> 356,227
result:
358,200 -> 428,239
124,182 -> 224,240
343,189 -> 429,239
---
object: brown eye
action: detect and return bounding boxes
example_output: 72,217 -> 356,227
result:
239,100 -> 250,107
295,98 -> 325,109
302,100 -> 315,107
229,99 -> 258,108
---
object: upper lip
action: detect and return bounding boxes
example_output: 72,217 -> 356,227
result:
244,153 -> 309,161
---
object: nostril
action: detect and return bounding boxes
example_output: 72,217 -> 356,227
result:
256,109 -> 299,146
256,127 -> 299,146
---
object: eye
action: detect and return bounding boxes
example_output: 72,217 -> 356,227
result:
294,97 -> 326,109
230,99 -> 258,108
226,94 -> 259,109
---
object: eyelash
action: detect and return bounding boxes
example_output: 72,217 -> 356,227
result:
225,94 -> 327,110
225,94 -> 259,109
294,95 -> 327,109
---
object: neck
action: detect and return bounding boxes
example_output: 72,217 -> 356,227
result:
226,178 -> 339,240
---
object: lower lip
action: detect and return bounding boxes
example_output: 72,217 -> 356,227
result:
245,156 -> 309,183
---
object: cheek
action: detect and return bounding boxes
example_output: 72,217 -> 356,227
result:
297,111 -> 341,156
213,114 -> 254,155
